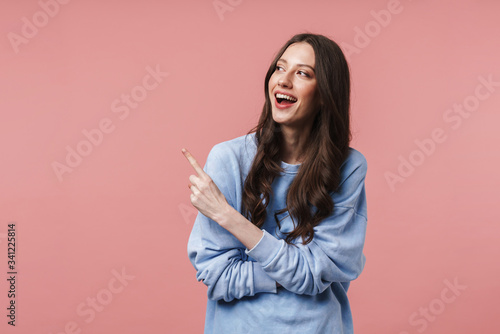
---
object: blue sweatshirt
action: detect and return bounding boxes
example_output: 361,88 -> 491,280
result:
187,132 -> 368,334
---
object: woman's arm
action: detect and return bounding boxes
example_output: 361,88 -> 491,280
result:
185,146 -> 278,302
215,204 -> 264,250
187,211 -> 277,301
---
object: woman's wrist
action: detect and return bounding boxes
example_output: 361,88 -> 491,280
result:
215,204 -> 264,251
215,203 -> 236,228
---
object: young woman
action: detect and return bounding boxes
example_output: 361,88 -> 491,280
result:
183,32 -> 368,334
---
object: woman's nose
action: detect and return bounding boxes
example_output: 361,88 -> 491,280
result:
278,76 -> 292,88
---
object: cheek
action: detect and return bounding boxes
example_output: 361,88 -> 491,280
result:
301,86 -> 318,102
268,78 -> 277,96
268,74 -> 277,87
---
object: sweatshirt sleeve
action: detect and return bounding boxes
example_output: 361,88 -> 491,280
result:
187,145 -> 277,302
244,153 -> 368,296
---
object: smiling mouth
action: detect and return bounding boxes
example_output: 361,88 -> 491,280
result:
275,93 -> 297,106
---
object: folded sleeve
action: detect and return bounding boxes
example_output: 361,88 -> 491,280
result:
244,153 -> 368,295
187,145 -> 277,302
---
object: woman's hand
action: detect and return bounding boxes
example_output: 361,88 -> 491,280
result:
182,148 -> 231,224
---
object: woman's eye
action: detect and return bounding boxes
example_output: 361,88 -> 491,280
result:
275,66 -> 309,77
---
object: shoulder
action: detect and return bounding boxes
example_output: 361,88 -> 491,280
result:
208,132 -> 257,164
331,147 -> 367,207
341,147 -> 367,176
203,133 -> 257,205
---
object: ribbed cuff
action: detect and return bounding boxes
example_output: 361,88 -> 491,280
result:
246,230 -> 265,253
252,262 -> 277,294
245,229 -> 283,267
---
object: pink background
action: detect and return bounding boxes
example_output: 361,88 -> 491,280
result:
1,0 -> 499,333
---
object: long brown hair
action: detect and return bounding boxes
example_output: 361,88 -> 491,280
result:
242,33 -> 352,246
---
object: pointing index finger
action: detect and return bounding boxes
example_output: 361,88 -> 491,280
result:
182,148 -> 205,176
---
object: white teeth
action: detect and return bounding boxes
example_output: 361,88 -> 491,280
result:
276,93 -> 297,102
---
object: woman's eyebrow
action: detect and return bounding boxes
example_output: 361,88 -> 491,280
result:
278,58 -> 315,72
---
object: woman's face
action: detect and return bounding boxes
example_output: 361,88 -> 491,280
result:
268,42 -> 321,132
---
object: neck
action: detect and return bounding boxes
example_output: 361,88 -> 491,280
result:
279,123 -> 312,164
